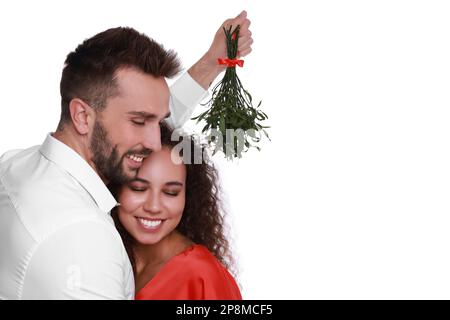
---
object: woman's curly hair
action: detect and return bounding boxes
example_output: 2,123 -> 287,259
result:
110,123 -> 236,278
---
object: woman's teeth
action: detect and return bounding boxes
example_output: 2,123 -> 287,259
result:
127,154 -> 144,162
138,218 -> 162,228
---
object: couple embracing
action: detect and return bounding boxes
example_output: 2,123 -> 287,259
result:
0,11 -> 252,300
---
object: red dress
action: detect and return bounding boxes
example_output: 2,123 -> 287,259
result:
135,244 -> 242,300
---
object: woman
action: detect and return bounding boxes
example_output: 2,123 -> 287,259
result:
110,124 -> 241,300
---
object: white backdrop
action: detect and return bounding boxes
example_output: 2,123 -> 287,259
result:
1,0 -> 450,299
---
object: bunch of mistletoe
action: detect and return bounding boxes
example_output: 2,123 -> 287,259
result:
192,25 -> 270,160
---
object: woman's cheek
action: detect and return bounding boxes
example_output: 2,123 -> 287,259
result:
166,193 -> 186,218
119,189 -> 146,212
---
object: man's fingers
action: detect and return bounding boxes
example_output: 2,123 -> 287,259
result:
233,10 -> 247,24
239,18 -> 251,33
238,30 -> 252,39
223,10 -> 249,30
238,37 -> 253,51
237,47 -> 252,58
221,11 -> 251,47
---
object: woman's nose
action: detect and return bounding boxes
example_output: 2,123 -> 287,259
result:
143,191 -> 162,214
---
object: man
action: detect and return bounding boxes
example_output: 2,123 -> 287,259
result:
0,11 -> 253,299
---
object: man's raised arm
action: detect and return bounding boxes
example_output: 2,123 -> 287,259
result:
166,10 -> 253,129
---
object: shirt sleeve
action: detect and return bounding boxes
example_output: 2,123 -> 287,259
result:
21,219 -> 134,300
0,149 -> 25,164
165,72 -> 208,129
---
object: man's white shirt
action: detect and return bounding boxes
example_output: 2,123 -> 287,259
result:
0,72 -> 206,299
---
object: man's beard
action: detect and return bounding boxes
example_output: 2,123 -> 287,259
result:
90,119 -> 136,185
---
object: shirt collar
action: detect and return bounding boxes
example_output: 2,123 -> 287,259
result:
39,133 -> 118,213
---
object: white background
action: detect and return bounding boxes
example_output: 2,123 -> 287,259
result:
1,0 -> 450,299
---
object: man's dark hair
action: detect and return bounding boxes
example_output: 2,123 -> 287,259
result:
58,27 -> 181,130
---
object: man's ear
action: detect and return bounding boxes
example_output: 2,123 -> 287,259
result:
69,98 -> 95,135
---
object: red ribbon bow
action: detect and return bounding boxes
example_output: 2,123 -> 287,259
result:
217,58 -> 244,68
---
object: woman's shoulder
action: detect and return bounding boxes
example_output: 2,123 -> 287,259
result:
176,244 -> 224,273
170,244 -> 234,285
176,244 -> 241,299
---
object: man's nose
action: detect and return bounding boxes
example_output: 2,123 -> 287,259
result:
142,124 -> 162,152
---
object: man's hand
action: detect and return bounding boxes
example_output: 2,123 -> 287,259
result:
208,10 -> 253,66
188,10 -> 254,90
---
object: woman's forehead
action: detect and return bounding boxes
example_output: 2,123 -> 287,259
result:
137,148 -> 186,181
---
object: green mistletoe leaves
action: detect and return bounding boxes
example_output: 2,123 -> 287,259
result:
192,25 -> 270,160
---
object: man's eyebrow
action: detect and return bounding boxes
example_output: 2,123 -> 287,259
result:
127,111 -> 171,119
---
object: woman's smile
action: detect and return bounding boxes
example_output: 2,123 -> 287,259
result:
135,216 -> 166,232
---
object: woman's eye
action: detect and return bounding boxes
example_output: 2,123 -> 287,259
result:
132,120 -> 145,126
164,191 -> 179,197
129,186 -> 147,192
